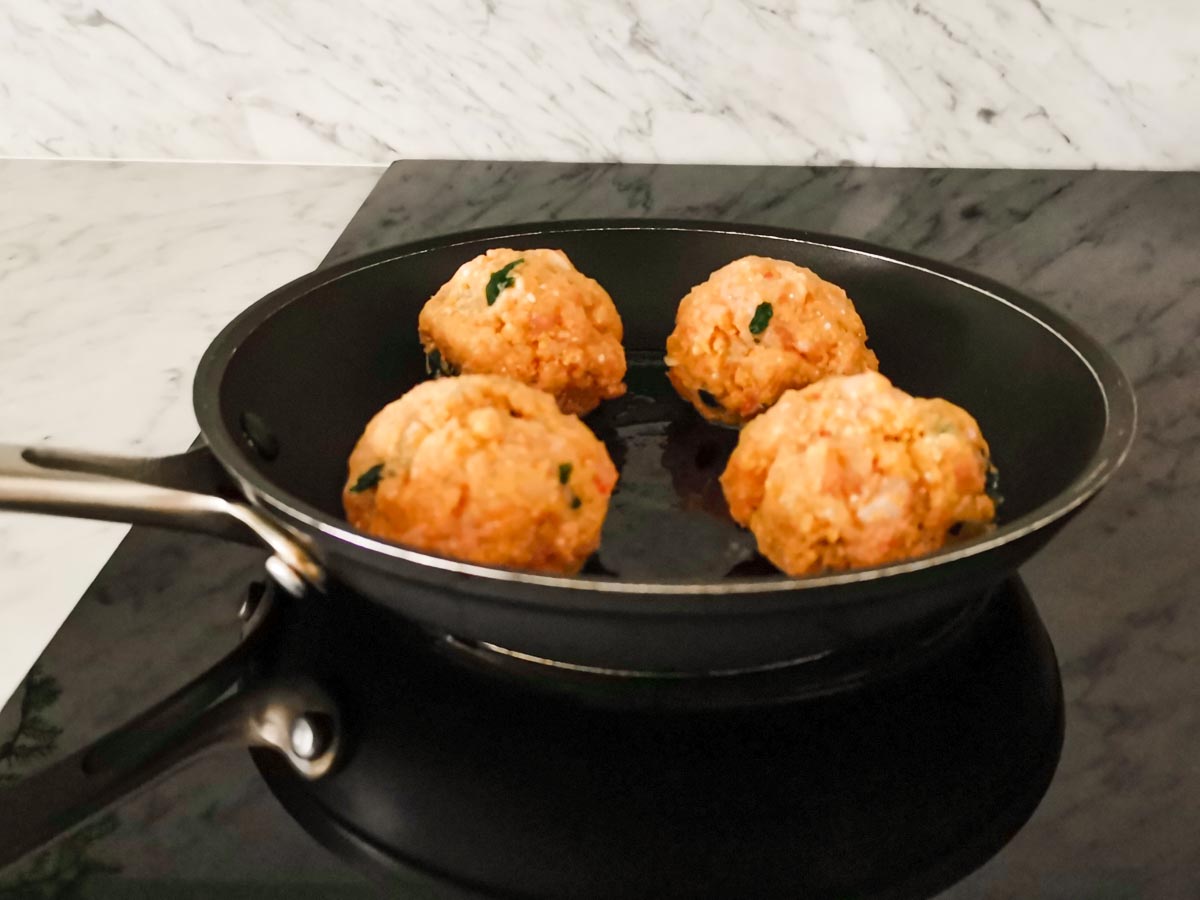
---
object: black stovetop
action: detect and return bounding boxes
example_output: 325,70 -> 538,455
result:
2,162 -> 1197,899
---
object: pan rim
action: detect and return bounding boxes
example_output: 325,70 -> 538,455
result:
195,219 -> 1137,597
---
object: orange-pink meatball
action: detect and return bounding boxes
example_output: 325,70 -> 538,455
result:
721,372 -> 995,575
344,375 -> 618,574
665,256 -> 878,425
419,248 -> 626,415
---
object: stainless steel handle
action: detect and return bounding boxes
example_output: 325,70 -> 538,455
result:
0,443 -> 324,594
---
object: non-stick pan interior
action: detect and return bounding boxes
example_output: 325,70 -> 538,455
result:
213,225 -> 1108,582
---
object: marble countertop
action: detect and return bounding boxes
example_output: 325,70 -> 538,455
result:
2,1 -> 1197,169
0,159 -> 383,704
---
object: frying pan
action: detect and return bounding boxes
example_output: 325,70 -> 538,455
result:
0,221 -> 1136,673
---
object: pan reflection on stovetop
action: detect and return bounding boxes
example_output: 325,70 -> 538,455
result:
255,575 -> 1063,899
0,562 -> 1061,899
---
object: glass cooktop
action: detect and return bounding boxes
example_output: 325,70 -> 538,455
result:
2,162 -> 1195,899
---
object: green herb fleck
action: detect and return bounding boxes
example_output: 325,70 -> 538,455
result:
485,258 -> 524,306
985,465 -> 1003,506
558,462 -> 573,484
698,389 -> 722,409
425,348 -> 459,378
748,302 -> 773,336
569,493 -> 583,510
350,463 -> 384,493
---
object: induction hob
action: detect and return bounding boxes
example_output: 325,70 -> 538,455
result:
2,162 -> 1197,899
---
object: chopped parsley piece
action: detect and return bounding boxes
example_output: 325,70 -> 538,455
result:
698,389 -> 722,409
985,466 -> 1003,506
424,348 -> 460,377
748,302 -> 773,336
485,258 -> 524,306
569,493 -> 583,510
350,463 -> 384,493
558,462 -> 573,484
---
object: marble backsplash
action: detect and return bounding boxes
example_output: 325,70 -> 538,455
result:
1,0 -> 1195,168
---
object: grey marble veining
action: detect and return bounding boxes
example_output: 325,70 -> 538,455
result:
0,159 -> 382,707
1,162 -> 1196,897
0,1 -> 1196,168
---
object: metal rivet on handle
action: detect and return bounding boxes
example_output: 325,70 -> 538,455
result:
289,712 -> 334,761
239,411 -> 280,461
265,555 -> 306,598
239,580 -> 266,621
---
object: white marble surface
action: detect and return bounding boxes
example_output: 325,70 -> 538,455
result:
0,0 -> 1196,169
0,159 -> 381,706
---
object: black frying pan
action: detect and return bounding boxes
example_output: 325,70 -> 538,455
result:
0,221 -> 1136,672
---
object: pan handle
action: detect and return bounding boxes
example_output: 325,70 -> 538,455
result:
0,588 -> 340,868
0,443 -> 324,595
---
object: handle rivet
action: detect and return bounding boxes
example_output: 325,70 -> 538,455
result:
239,580 -> 266,621
265,555 -> 306,598
239,411 -> 280,461
289,712 -> 333,761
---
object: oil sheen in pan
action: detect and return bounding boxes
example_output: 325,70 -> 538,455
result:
583,350 -> 763,580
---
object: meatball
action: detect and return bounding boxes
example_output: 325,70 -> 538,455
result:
343,375 -> 618,574
419,248 -> 626,416
665,256 -> 878,425
720,372 -> 995,576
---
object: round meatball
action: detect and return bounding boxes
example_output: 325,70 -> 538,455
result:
665,256 -> 878,425
720,372 -> 995,576
343,375 -> 618,574
419,248 -> 626,416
